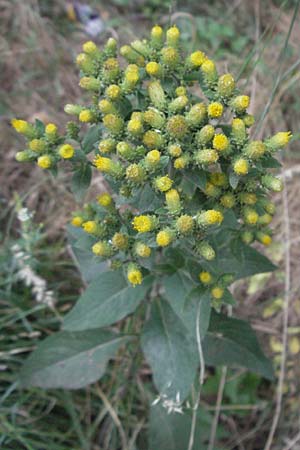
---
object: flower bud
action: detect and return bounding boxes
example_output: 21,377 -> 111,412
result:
105,84 -> 122,101
241,230 -> 254,245
199,271 -> 213,285
243,114 -> 255,127
127,118 -> 144,136
148,81 -> 166,109
231,95 -> 250,114
93,155 -> 122,177
98,99 -> 117,115
64,104 -> 83,116
243,207 -> 259,225
76,53 -> 94,74
150,25 -> 164,47
131,39 -> 150,57
59,143 -> 75,159
92,241 -> 114,257
79,109 -> 95,123
267,131 -> 292,150
104,37 -> 117,56
99,138 -> 116,154
120,46 -> 144,65
143,108 -> 165,129
256,231 -> 272,246
169,95 -> 189,113
15,150 -> 31,162
201,59 -> 218,85
161,47 -> 179,68
154,175 -> 173,192
97,193 -> 113,207
233,158 -> 249,176
134,242 -> 152,258
79,76 -> 100,91
45,123 -> 57,137
168,144 -> 182,157
208,102 -> 223,119
83,220 -> 98,234
195,149 -> 219,165
166,115 -> 188,139
145,149 -> 161,166
187,51 -> 206,68
11,119 -> 35,138
173,154 -> 189,169
197,241 -> 216,260
176,215 -> 194,234
29,139 -> 46,152
257,213 -> 273,226
71,216 -> 84,227
165,189 -> 181,214
146,61 -> 162,78
231,118 -> 246,145
211,286 -> 224,299
102,58 -> 120,82
209,172 -> 228,187
112,232 -> 129,250
220,193 -> 236,208
197,209 -> 223,226
103,114 -> 124,134
156,228 -> 175,247
37,155 -> 52,169
261,199 -> 276,215
166,25 -> 180,46
239,192 -> 257,205
143,130 -> 163,149
261,175 -> 283,192
126,163 -> 145,183
204,182 -> 221,198
127,263 -> 143,285
217,73 -> 235,98
82,41 -> 99,56
244,141 -> 266,160
185,103 -> 206,128
116,141 -> 135,160
196,125 -> 215,146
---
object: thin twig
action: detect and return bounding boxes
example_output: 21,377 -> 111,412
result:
187,301 -> 205,450
207,366 -> 228,450
263,167 -> 291,450
282,430 -> 300,450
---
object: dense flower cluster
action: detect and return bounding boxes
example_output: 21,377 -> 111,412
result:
12,25 -> 292,299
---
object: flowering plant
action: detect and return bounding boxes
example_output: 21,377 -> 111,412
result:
13,24 -> 292,447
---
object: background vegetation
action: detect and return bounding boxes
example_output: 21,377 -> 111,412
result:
1,0 -> 300,449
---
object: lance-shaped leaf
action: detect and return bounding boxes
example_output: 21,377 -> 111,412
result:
64,271 -> 152,331
203,311 -> 274,380
20,330 -> 131,389
141,298 -> 197,401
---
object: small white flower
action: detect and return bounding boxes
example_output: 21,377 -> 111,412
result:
17,208 -> 33,222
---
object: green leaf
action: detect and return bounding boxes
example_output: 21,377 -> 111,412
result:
163,272 -> 211,341
149,403 -> 221,450
82,125 -> 101,153
20,329 -> 131,389
141,298 -> 197,401
71,164 -> 92,201
203,311 -> 274,380
136,184 -> 162,212
229,171 -> 239,189
63,271 -> 152,331
34,118 -> 45,135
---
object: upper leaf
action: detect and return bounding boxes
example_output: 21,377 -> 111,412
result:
141,298 -> 198,401
203,311 -> 274,379
20,329 -> 131,389
63,270 -> 152,331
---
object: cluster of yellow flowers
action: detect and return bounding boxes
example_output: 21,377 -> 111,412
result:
12,25 -> 292,298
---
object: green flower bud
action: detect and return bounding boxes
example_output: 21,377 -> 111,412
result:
143,130 -> 164,149
185,103 -> 207,128
126,163 -> 145,183
196,125 -> 215,146
166,115 -> 188,139
243,114 -> 255,127
148,81 -> 166,110
244,141 -> 266,160
143,108 -> 165,129
231,95 -> 250,114
79,76 -> 101,91
231,118 -> 246,145
131,40 -> 150,57
217,73 -> 235,98
176,215 -> 194,234
103,114 -> 124,135
197,241 -> 216,260
267,132 -> 292,151
241,230 -> 254,245
66,121 -> 80,139
112,232 -> 129,250
102,58 -> 120,82
98,99 -> 117,114
220,193 -> 236,208
15,150 -> 31,162
195,149 -> 219,165
166,25 -> 180,46
261,199 -> 276,215
169,95 -> 189,113
165,189 -> 181,214
150,25 -> 164,48
161,46 -> 179,68
261,175 -> 283,192
201,59 -> 218,86
134,242 -> 152,258
76,53 -> 94,75
104,37 -> 117,56
116,141 -> 135,160
92,240 -> 114,258
99,138 -> 116,154
168,144 -> 182,157
64,103 -> 83,116
120,46 -> 144,65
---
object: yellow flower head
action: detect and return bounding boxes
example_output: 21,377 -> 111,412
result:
155,175 -> 173,192
132,215 -> 155,233
199,271 -> 213,284
83,221 -> 98,234
71,216 -> 84,227
59,144 -> 74,159
146,61 -> 161,77
245,141 -> 266,160
211,286 -> 224,299
151,25 -> 163,40
156,229 -> 174,247
213,134 -> 229,152
135,242 -> 152,258
11,119 -> 33,135
244,208 -> 259,225
233,158 -> 249,175
37,155 -> 52,169
269,131 -> 292,150
175,86 -> 187,96
168,144 -> 182,157
127,118 -> 144,136
174,155 -> 189,170
208,102 -> 223,119
201,59 -> 216,76
146,149 -> 161,165
143,130 -> 163,149
197,209 -> 223,226
45,123 -> 57,135
257,232 -> 272,246
83,41 -> 98,54
79,109 -> 94,123
127,265 -> 143,286
98,99 -> 116,114
166,25 -> 180,45
126,164 -> 145,182
176,215 -> 194,234
189,51 -> 206,68
105,84 -> 121,100
217,73 -> 235,97
97,193 -> 112,207
93,155 -> 112,172
112,232 -> 128,250
92,241 -> 113,257
232,95 -> 250,113
165,189 -> 181,213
